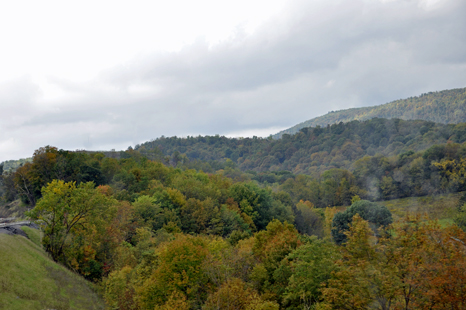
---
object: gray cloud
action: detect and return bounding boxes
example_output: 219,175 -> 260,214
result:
1,0 -> 465,161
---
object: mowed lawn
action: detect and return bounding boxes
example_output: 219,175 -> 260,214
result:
0,228 -> 104,310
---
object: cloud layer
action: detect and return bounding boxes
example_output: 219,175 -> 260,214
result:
1,0 -> 465,161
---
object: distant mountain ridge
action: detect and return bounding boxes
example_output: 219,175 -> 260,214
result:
273,87 -> 466,139
137,118 -> 466,176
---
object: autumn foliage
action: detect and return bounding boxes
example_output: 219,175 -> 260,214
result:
5,145 -> 466,309
323,215 -> 466,309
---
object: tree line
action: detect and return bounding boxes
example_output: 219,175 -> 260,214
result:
5,140 -> 466,212
136,118 -> 466,176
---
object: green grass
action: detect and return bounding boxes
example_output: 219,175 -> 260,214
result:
378,192 -> 460,223
20,226 -> 42,248
437,218 -> 455,228
0,231 -> 105,310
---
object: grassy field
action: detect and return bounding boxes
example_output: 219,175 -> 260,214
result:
0,230 -> 105,310
378,192 -> 460,225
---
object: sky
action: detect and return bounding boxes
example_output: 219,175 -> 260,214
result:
0,0 -> 465,161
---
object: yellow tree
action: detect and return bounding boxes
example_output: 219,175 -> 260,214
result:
323,215 -> 385,309
203,278 -> 278,310
136,234 -> 209,309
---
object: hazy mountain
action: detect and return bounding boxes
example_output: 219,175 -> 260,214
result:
273,87 -> 466,139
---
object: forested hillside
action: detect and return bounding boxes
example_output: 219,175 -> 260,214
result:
0,158 -> 31,172
137,118 -> 466,175
274,87 -> 466,138
2,145 -> 466,309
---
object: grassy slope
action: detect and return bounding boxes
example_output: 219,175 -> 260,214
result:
378,192 -> 459,226
0,229 -> 104,310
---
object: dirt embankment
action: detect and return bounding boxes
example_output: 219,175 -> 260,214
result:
0,220 -> 39,237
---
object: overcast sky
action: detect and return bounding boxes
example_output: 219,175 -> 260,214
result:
1,0 -> 465,161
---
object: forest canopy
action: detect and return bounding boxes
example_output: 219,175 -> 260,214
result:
136,118 -> 466,176
2,115 -> 466,308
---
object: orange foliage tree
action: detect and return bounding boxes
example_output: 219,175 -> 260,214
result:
322,214 -> 466,309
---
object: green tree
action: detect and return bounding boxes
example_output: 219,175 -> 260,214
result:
251,220 -> 302,302
27,180 -> 116,265
294,200 -> 323,237
331,200 -> 392,244
282,238 -> 340,309
454,204 -> 466,231
229,182 -> 276,230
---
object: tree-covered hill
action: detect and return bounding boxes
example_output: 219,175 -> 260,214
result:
273,87 -> 466,138
136,118 -> 466,175
0,158 -> 32,173
3,145 -> 466,309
